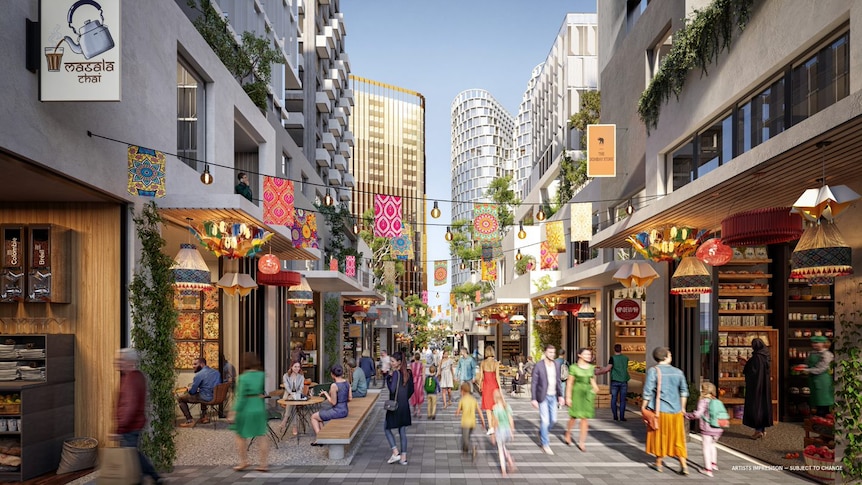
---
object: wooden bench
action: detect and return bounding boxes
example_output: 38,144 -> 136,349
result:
315,390 -> 380,459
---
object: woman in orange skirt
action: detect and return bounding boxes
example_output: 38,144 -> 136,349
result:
641,346 -> 689,475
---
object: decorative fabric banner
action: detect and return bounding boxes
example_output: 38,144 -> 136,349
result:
127,146 -> 166,197
290,209 -> 319,248
383,261 -> 395,286
473,203 -> 500,243
570,203 -> 593,242
450,293 -> 456,306
434,260 -> 448,286
540,241 -> 559,270
475,290 -> 481,303
492,240 -> 504,259
262,176 -> 294,226
374,195 -> 403,238
547,221 -> 566,252
481,260 -> 497,282
329,258 -> 338,271
481,244 -> 494,261
345,256 -> 356,277
421,290 -> 428,304
391,234 -> 413,260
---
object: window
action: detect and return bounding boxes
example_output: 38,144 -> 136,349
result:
697,112 -> 732,178
281,152 -> 292,178
670,139 -> 694,191
647,29 -> 672,81
737,76 -> 785,154
791,32 -> 849,125
177,60 -> 205,170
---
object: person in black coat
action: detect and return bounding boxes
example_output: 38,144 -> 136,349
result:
738,338 -> 772,439
384,351 -> 414,465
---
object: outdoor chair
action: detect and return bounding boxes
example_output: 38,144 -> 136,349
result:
201,382 -> 232,429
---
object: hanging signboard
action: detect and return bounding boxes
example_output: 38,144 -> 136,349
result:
613,298 -> 642,322
586,124 -> 616,177
40,0 -> 121,101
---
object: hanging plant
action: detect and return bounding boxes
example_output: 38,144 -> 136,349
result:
323,297 -> 341,372
514,254 -> 536,276
637,0 -> 755,131
833,281 -> 862,481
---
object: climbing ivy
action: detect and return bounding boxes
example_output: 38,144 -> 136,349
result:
834,280 -> 862,481
637,0 -> 755,131
323,296 -> 340,372
128,202 -> 178,471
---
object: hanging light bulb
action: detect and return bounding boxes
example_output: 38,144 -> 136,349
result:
518,223 -> 527,239
515,249 -> 523,261
536,207 -> 546,221
324,189 -> 334,207
200,164 -> 213,185
626,200 -> 634,215
353,222 -> 360,234
436,292 -> 440,298
444,227 -> 453,241
460,262 -> 466,270
430,201 -> 441,219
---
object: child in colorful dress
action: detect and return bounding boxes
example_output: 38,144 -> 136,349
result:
455,381 -> 485,461
684,382 -> 725,477
491,389 -> 516,477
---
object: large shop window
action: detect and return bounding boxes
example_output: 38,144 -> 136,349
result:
670,139 -> 694,191
697,112 -> 732,179
791,32 -> 849,125
737,76 -> 785,154
177,59 -> 206,171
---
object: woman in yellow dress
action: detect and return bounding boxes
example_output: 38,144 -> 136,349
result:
641,346 -> 689,475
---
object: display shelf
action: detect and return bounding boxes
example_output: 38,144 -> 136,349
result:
717,325 -> 778,424
718,326 -> 774,332
725,259 -> 772,265
719,309 -> 772,314
719,291 -> 772,297
718,273 -> 772,280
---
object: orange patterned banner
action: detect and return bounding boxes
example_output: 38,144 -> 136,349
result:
263,176 -> 294,226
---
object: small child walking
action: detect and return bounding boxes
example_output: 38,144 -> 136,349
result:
455,381 -> 486,461
425,366 -> 440,420
491,389 -> 516,477
684,382 -> 725,478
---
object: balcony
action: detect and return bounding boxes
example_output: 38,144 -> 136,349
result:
333,154 -> 347,171
321,132 -> 337,151
315,35 -> 331,58
339,52 -> 351,72
333,106 -> 347,126
327,168 -> 342,185
328,118 -> 343,137
339,188 -> 351,202
315,92 -> 331,113
337,95 -> 352,116
324,26 -> 336,49
343,173 -> 355,188
315,148 -> 331,168
338,141 -> 350,157
329,68 -> 343,90
331,14 -> 345,40
343,131 -> 354,147
282,110 -> 305,129
322,78 -> 337,100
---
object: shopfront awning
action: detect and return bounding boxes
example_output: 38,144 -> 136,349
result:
342,290 -> 385,304
530,286 -> 598,306
592,111 -> 862,249
473,298 -> 529,318
303,270 -> 365,292
158,195 -> 320,261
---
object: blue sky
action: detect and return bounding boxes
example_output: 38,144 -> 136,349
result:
341,0 -> 598,316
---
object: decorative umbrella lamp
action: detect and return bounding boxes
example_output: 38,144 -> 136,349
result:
612,261 -> 660,288
670,256 -> 713,300
549,308 -> 568,320
286,275 -> 314,306
509,314 -> 526,326
791,221 -> 853,281
216,272 -> 258,298
171,243 -> 213,291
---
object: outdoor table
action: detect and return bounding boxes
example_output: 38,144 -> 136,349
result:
248,395 -> 280,450
277,395 -> 324,444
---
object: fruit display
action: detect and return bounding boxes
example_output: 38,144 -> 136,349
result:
0,395 -> 20,404
804,444 -> 834,461
628,361 -> 646,373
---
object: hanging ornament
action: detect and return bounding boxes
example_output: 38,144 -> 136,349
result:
612,261 -> 660,288
626,227 -> 709,262
696,238 -> 734,266
791,221 -> 853,280
257,253 -> 280,275
216,272 -> 258,298
670,256 -> 713,299
171,243 -> 212,291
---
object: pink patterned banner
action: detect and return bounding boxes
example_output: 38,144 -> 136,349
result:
540,241 -> 559,270
345,256 -> 356,277
263,177 -> 294,226
421,290 -> 428,304
329,258 -> 338,271
374,195 -> 402,238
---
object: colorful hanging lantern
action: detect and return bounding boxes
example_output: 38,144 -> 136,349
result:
257,254 -> 280,275
791,221 -> 853,280
286,275 -> 314,306
191,221 -> 273,259
721,207 -> 803,247
670,256 -> 713,299
509,314 -> 526,326
791,185 -> 860,222
171,243 -> 212,291
612,261 -> 660,288
216,272 -> 258,298
626,227 -> 708,262
696,238 -> 734,267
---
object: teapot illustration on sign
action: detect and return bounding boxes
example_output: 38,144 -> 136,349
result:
62,0 -> 114,59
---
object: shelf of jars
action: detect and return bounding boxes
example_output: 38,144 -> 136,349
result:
717,327 -> 779,424
613,322 -> 645,380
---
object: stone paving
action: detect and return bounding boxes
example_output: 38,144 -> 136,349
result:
77,388 -> 821,484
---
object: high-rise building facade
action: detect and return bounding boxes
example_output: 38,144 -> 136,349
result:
450,89 -> 515,287
513,64 -> 543,201
349,75 -> 427,296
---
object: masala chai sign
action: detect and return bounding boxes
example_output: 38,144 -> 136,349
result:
40,0 -> 121,101
586,124 -> 616,177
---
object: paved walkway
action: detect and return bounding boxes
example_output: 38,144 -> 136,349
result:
90,389 -> 819,484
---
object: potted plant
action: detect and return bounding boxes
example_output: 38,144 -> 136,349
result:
515,255 -> 536,276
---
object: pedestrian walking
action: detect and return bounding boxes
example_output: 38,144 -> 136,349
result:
737,337 -> 773,439
684,382 -> 725,477
642,346 -> 689,475
425,366 -> 440,419
359,350 -> 376,389
597,344 -> 630,421
456,347 -> 477,397
380,350 -> 391,378
478,345 -> 501,435
384,352 -> 414,465
455,381 -> 486,461
531,344 -> 564,455
564,348 -> 600,451
491,389 -> 517,478
438,349 -> 455,408
229,352 -> 269,472
409,352 -> 425,417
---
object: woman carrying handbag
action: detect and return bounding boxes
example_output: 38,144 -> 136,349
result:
641,347 -> 689,475
383,351 -> 414,465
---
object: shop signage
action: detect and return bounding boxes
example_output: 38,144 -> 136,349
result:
586,124 -> 616,177
40,0 -> 121,101
349,324 -> 361,338
613,298 -> 641,322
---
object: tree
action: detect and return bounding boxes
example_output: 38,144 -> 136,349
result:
559,91 -> 601,205
485,175 -> 520,230
358,209 -> 404,297
128,202 -> 178,471
317,203 -> 361,272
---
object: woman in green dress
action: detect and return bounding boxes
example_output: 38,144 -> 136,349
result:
230,352 -> 269,472
564,348 -> 600,452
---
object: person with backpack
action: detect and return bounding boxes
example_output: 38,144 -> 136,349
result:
684,381 -> 727,478
425,365 -> 441,420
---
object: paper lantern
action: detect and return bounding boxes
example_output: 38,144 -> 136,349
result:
549,309 -> 568,319
257,254 -> 280,275
626,227 -> 708,262
612,261 -> 660,288
509,314 -> 526,325
256,270 -> 300,287
721,207 -> 803,246
791,185 -> 860,222
171,243 -> 212,291
696,238 -> 733,267
286,275 -> 313,306
216,272 -> 258,298
670,257 -> 713,299
791,222 -> 853,280
576,302 -> 595,318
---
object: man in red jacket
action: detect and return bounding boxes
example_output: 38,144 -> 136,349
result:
109,348 -> 163,484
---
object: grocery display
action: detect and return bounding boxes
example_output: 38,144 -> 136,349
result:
613,294 -> 646,381
802,415 -> 837,481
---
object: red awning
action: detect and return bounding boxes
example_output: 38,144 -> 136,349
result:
256,270 -> 301,287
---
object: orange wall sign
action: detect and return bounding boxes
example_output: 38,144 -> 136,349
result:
587,124 -> 616,177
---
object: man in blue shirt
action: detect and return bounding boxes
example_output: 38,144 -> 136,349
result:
359,350 -> 376,388
178,357 -> 221,427
456,348 -> 477,395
